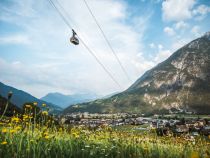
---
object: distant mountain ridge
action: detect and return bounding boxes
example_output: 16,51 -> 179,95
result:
41,92 -> 100,108
0,82 -> 62,114
63,32 -> 210,115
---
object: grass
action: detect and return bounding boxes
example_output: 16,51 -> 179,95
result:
0,103 -> 210,158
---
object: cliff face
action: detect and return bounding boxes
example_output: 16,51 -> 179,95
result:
126,32 -> 210,114
64,32 -> 210,115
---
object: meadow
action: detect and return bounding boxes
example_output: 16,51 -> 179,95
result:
0,103 -> 210,158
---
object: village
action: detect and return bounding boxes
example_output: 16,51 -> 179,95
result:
59,112 -> 210,137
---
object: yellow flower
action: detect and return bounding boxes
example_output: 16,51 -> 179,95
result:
11,117 -> 20,123
33,102 -> 38,106
10,129 -> 16,134
42,111 -> 48,115
72,132 -> 79,138
1,141 -> 7,145
42,103 -> 46,107
23,115 -> 29,120
25,105 -> 32,109
1,128 -> 7,133
15,126 -> 21,130
43,132 -> 48,136
44,135 -> 49,139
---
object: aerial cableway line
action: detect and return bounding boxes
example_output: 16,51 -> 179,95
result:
48,0 -> 122,89
83,0 -> 131,82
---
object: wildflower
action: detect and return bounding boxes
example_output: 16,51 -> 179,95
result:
44,135 -> 49,139
42,103 -> 46,107
11,117 -> 20,123
72,132 -> 79,138
33,102 -> 38,106
1,128 -> 7,133
10,129 -> 16,134
43,132 -> 48,136
42,111 -> 48,115
25,105 -> 32,109
23,115 -> 30,121
15,126 -> 21,130
1,141 -> 7,145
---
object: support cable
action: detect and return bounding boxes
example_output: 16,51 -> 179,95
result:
83,0 -> 131,82
48,0 -> 122,89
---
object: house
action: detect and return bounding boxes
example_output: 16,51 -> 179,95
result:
200,126 -> 210,136
174,125 -> 189,133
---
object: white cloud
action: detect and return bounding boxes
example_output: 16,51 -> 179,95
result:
162,0 -> 195,21
172,39 -> 189,51
164,27 -> 176,36
0,34 -> 30,45
154,49 -> 172,63
149,44 -> 172,63
191,26 -> 201,37
175,21 -> 189,30
193,5 -> 210,15
141,0 -> 161,3
149,43 -> 155,48
193,4 -> 210,20
158,44 -> 163,50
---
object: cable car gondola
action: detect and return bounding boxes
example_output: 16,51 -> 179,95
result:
70,29 -> 79,45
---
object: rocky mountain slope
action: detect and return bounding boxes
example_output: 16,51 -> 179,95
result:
0,82 -> 62,114
63,32 -> 210,115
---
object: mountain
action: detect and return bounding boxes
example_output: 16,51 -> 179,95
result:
63,32 -> 210,115
0,82 -> 62,114
101,91 -> 120,99
41,92 -> 100,108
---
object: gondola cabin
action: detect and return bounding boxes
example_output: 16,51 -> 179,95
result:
70,29 -> 79,45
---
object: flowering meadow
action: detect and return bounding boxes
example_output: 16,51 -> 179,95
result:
0,103 -> 210,158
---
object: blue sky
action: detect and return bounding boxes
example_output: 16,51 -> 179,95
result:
0,0 -> 210,98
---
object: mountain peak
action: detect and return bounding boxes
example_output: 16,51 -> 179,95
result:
202,31 -> 210,40
41,92 -> 100,109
